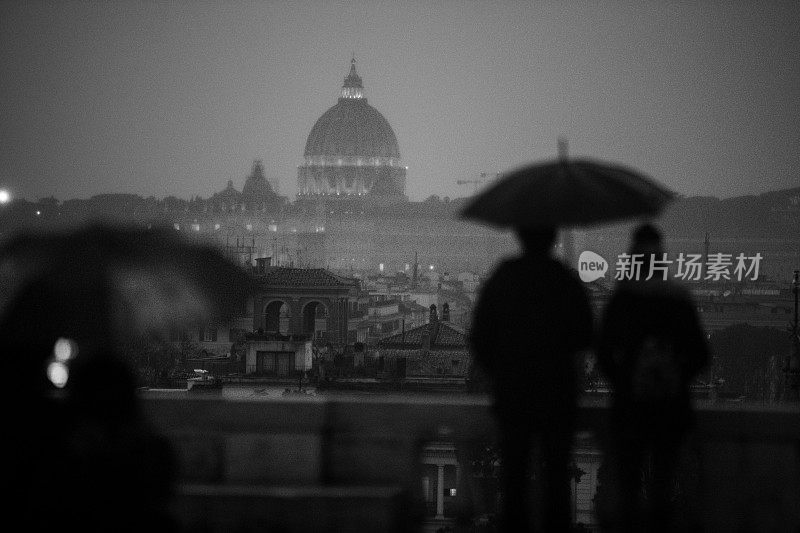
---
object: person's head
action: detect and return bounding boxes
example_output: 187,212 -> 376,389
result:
630,223 -> 664,256
516,226 -> 557,256
629,223 -> 665,278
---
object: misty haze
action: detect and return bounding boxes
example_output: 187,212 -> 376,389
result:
1,2 -> 799,532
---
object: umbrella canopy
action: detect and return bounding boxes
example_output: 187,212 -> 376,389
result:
0,223 -> 256,345
460,157 -> 675,229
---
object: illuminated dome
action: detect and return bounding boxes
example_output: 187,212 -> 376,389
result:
304,101 -> 400,160
297,58 -> 406,199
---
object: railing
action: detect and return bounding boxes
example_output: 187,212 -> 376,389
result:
141,394 -> 800,532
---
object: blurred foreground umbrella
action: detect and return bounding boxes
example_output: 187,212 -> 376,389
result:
0,224 -> 230,530
461,143 -> 675,229
0,224 -> 255,373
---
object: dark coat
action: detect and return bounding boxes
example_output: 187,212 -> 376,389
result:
471,254 -> 593,419
597,279 -> 709,434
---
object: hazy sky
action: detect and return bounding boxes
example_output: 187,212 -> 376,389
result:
2,1 -> 799,202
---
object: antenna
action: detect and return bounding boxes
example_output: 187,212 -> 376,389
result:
704,232 -> 711,288
558,137 -> 569,161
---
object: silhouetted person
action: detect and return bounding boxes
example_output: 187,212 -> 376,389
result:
471,227 -> 593,532
2,271 -> 178,532
597,224 -> 709,533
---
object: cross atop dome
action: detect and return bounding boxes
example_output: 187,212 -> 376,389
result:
341,55 -> 364,99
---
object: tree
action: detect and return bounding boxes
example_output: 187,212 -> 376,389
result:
116,333 -> 182,388
709,324 -> 791,401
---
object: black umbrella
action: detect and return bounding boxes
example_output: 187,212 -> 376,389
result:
460,148 -> 675,229
0,224 -> 240,529
0,223 -> 255,355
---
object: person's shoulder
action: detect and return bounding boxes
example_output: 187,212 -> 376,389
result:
544,258 -> 586,289
486,256 -> 528,281
478,258 -> 518,296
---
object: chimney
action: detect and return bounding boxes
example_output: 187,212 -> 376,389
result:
254,256 -> 271,275
412,252 -> 419,289
428,304 -> 439,349
441,302 -> 450,322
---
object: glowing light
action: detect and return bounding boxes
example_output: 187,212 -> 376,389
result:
36,210 -> 41,216
379,263 -> 384,272
47,362 -> 69,388
429,265 -> 435,271
0,189 -> 10,204
53,337 -> 77,362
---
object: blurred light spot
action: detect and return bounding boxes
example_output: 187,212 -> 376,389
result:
47,362 -> 69,388
36,210 -> 41,216
53,337 -> 77,362
0,189 -> 10,204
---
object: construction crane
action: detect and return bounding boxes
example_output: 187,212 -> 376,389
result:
456,172 -> 501,195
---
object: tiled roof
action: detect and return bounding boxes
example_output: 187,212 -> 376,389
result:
378,321 -> 467,348
371,299 -> 400,307
259,267 -> 358,288
398,301 -> 427,314
377,348 -> 470,359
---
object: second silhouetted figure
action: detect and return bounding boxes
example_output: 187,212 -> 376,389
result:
597,223 -> 709,533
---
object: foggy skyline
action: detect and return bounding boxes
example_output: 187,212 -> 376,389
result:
1,1 -> 799,203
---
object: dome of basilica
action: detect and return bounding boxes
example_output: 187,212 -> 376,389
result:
304,96 -> 400,160
297,58 -> 406,199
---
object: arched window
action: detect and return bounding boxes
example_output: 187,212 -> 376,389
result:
302,301 -> 328,338
264,301 -> 291,334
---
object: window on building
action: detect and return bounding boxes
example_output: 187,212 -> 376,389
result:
200,326 -> 217,342
169,329 -> 187,342
257,351 -> 274,374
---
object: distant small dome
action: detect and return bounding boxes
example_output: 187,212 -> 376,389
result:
213,179 -> 242,203
242,160 -> 274,198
